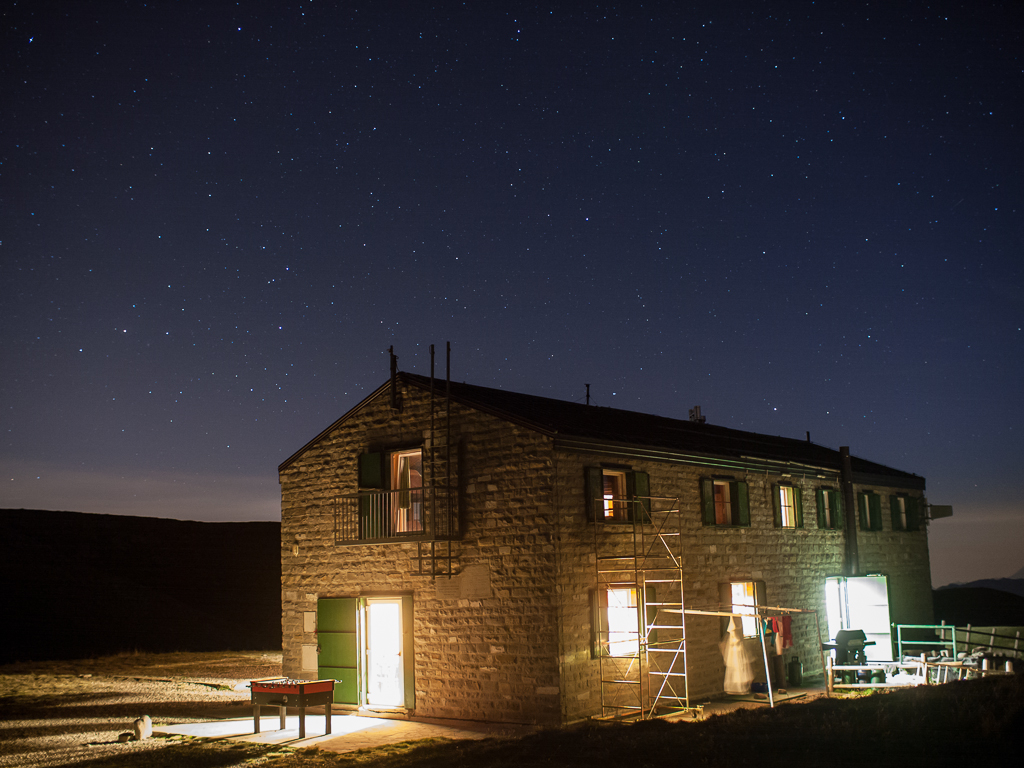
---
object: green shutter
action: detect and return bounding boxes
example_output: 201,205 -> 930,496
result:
794,488 -> 804,528
628,471 -> 652,523
816,489 -> 826,529
906,496 -> 920,531
585,467 -> 603,522
890,495 -> 902,531
701,478 -> 715,526
869,494 -> 882,530
359,452 -> 385,488
735,482 -> 750,526
833,491 -> 843,530
772,484 -> 782,528
858,494 -> 868,530
318,598 -> 359,705
402,596 -> 415,709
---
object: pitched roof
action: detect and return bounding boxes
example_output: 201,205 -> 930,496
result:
281,371 -> 925,489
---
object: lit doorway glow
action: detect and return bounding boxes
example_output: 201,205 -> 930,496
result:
824,575 -> 893,661
366,598 -> 404,706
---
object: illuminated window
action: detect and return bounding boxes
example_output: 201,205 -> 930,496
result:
389,449 -> 423,533
585,467 -> 651,523
701,478 -> 750,526
714,481 -> 732,525
774,484 -> 802,528
816,488 -> 841,530
606,587 -> 640,656
720,580 -> 765,639
357,448 -> 424,538
602,471 -> 627,521
592,586 -> 642,657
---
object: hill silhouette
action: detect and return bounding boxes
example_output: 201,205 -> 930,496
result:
0,509 -> 281,664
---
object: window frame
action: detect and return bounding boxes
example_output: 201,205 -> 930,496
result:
816,488 -> 842,530
590,584 -> 657,658
858,491 -> 883,531
889,494 -> 921,532
585,467 -> 652,523
701,477 -> 750,527
772,482 -> 804,528
718,580 -> 766,639
358,446 -> 425,538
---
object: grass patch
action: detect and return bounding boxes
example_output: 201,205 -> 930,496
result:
264,675 -> 1022,768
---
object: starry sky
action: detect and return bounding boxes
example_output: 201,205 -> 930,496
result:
2,1 -> 1021,587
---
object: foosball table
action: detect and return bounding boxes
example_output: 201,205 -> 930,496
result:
250,677 -> 335,739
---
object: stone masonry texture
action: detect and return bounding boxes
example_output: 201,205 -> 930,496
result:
280,380 -> 933,726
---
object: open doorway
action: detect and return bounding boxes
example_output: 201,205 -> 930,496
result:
366,598 -> 404,706
317,596 -> 414,709
824,575 -> 893,661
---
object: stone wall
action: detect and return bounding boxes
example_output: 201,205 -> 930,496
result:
281,382 -> 933,726
551,451 -> 933,721
280,381 -> 564,725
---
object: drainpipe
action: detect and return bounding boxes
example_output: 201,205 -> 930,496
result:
840,446 -> 859,577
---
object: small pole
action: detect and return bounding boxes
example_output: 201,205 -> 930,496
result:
758,616 -> 774,707
586,383 -> 591,405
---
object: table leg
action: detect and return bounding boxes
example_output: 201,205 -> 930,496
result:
279,704 -> 286,731
299,706 -> 306,739
253,703 -> 260,734
326,702 -> 332,735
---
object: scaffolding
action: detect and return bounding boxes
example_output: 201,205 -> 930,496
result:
593,494 -> 699,719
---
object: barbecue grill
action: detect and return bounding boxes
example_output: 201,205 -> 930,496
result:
822,629 -> 875,665
250,677 -> 335,739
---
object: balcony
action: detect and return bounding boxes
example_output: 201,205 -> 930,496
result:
333,488 -> 457,544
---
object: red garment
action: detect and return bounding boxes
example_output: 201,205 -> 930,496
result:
782,615 -> 793,649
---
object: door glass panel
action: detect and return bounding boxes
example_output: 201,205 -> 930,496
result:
824,576 -> 893,661
367,600 -> 404,706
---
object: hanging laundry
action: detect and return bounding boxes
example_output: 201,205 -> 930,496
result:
782,615 -> 793,649
720,617 -> 755,695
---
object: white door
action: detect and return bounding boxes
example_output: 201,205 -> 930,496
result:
825,575 -> 893,661
366,598 -> 404,706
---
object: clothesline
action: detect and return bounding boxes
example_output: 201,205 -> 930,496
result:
680,604 -> 829,706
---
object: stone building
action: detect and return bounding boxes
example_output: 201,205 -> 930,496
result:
278,370 -> 933,725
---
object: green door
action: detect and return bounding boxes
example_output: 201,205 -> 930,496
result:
318,598 -> 359,705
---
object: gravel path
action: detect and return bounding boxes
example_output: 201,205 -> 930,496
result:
0,651 -> 282,767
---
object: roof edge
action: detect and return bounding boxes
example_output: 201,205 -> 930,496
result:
278,379 -> 392,473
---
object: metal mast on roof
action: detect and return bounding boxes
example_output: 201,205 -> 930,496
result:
420,342 -> 456,578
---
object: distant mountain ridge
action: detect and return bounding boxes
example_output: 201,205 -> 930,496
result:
0,508 -> 281,664
936,578 -> 1024,600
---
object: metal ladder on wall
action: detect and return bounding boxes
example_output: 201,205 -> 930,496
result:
594,497 -> 693,719
417,344 -> 458,578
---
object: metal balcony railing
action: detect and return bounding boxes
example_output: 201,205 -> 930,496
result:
333,488 -> 457,544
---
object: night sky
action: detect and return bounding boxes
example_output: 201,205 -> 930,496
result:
2,2 -> 1021,587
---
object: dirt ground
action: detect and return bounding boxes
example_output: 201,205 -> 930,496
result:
0,650 -> 283,767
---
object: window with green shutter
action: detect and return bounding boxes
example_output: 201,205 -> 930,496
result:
858,492 -> 882,531
890,495 -> 922,532
701,478 -> 750,527
585,467 -> 652,523
772,483 -> 803,528
816,488 -> 841,530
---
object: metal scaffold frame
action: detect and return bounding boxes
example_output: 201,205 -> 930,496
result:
592,494 -> 699,720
